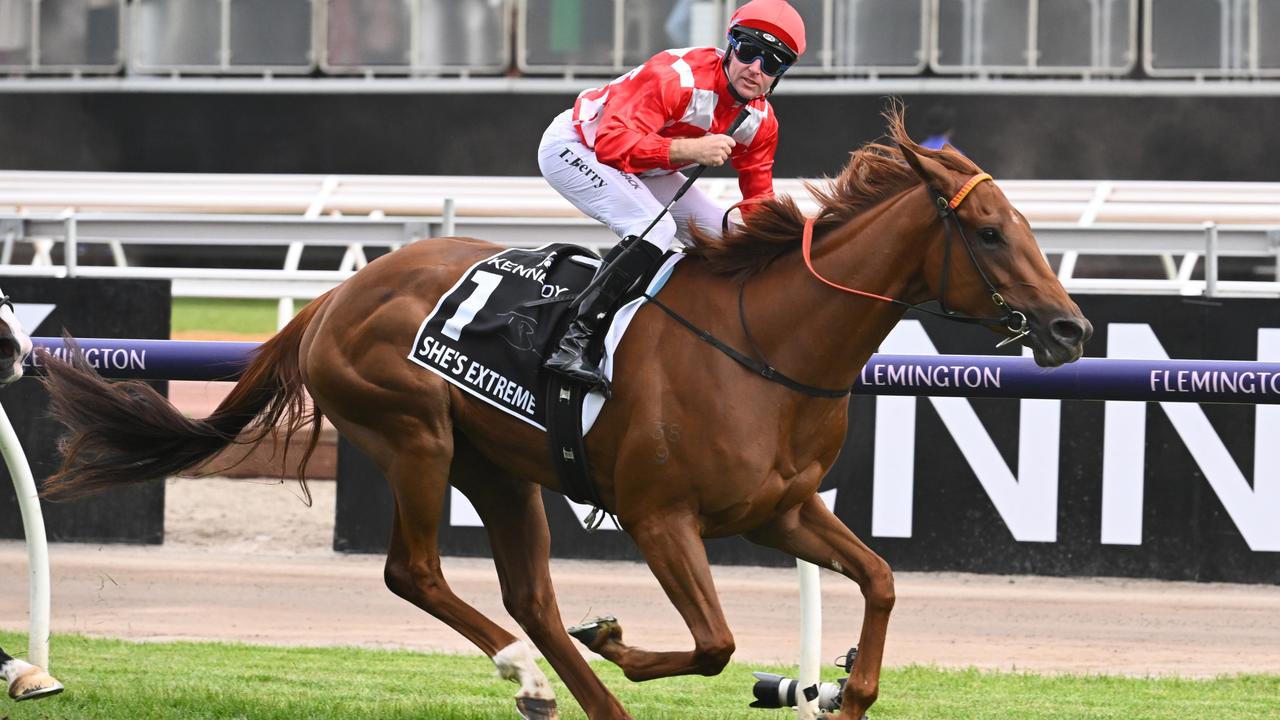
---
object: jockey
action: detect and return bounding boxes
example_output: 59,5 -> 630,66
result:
537,0 -> 806,392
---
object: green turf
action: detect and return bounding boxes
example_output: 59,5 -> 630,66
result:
171,298 -> 282,336
1,631 -> 1275,719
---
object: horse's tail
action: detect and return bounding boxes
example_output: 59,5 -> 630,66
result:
40,292 -> 334,501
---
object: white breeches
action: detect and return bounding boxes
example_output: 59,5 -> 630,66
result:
537,110 -> 725,253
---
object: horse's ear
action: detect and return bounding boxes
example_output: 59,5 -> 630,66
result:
898,141 -> 955,195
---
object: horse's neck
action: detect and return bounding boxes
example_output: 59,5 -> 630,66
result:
748,187 -> 934,392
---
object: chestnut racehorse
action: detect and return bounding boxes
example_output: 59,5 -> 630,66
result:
39,112 -> 1090,719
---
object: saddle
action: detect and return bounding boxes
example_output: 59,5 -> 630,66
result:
408,243 -> 675,520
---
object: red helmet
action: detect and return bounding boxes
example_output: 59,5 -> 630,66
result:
728,0 -> 807,58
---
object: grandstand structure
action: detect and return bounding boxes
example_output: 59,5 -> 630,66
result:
2,1 -> 1279,314
0,1 -> 1278,85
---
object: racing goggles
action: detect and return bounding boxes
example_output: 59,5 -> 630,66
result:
728,33 -> 794,77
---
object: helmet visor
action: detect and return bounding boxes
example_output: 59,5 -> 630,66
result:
728,34 -> 793,77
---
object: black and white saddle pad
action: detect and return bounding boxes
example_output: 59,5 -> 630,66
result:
408,244 -> 598,430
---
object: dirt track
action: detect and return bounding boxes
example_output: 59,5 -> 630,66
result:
4,476 -> 1280,678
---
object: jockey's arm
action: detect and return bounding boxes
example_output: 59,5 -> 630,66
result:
669,135 -> 736,167
593,63 -> 742,174
730,116 -> 779,208
592,68 -> 683,174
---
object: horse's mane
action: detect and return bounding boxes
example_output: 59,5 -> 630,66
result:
686,105 -> 977,279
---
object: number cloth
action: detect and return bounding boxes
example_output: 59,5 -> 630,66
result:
408,244 -> 681,430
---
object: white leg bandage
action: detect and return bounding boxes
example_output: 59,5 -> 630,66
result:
2,657 -> 27,685
494,641 -> 555,701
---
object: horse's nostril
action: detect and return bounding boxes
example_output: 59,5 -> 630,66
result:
1050,318 -> 1086,346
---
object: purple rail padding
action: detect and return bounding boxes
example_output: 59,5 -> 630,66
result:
27,337 -> 259,382
856,355 -> 1280,405
24,337 -> 1280,405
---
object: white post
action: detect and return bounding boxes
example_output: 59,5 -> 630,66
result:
1203,221 -> 1219,298
63,214 -> 77,279
0,401 -> 50,669
796,559 -> 821,719
278,241 -> 305,330
1,227 -> 14,265
109,240 -> 129,268
442,198 -> 456,238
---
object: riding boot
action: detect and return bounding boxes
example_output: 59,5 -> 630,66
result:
544,236 -> 665,392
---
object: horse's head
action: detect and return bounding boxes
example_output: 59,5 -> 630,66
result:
895,128 -> 1091,367
0,288 -> 34,384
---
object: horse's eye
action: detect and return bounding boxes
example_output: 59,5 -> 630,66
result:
978,227 -> 1002,246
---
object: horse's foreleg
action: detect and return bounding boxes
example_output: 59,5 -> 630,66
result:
451,446 -> 631,720
745,494 -> 894,719
580,516 -> 736,682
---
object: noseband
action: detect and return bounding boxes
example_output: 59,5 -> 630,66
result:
801,172 -> 1030,348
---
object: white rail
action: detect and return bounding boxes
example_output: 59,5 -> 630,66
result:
0,402 -> 50,670
2,173 -> 1280,316
5,172 -> 1280,225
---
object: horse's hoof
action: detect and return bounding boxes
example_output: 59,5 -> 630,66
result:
567,615 -> 620,650
515,696 -> 559,719
7,663 -> 64,702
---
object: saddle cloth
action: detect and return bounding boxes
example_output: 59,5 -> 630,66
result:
408,243 -> 683,432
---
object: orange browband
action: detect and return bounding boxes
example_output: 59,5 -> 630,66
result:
948,172 -> 993,209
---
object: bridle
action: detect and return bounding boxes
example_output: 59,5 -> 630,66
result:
801,172 -> 1029,349
642,171 -> 1033,398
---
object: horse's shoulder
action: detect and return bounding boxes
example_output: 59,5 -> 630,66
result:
624,255 -> 739,343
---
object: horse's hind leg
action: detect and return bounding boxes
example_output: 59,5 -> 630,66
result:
451,437 -> 631,720
336,420 -> 537,714
745,493 -> 894,720
572,514 -> 737,683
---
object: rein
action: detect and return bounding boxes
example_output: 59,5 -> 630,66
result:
642,291 -> 851,398
641,172 -> 1031,399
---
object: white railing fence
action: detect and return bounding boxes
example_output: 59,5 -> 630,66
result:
4,173 -> 1280,328
0,400 -> 51,670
